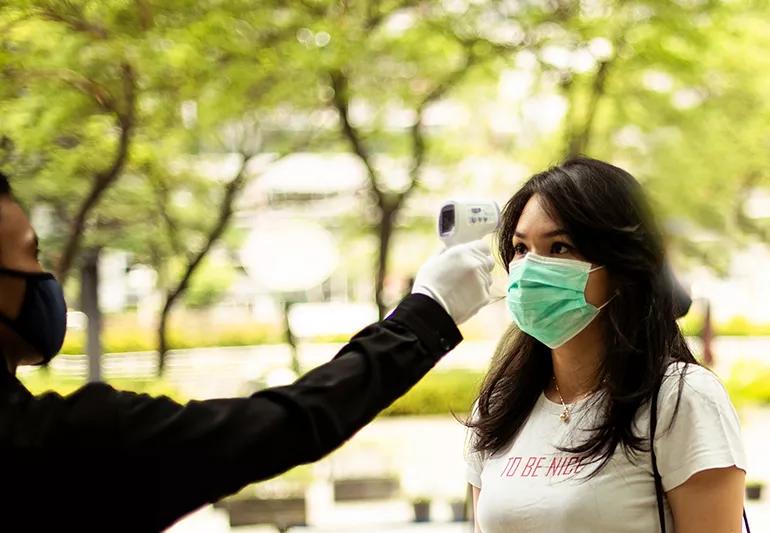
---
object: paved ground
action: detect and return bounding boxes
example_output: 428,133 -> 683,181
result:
170,491 -> 769,533
173,506 -> 768,533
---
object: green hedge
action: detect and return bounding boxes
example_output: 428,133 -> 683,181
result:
18,363 -> 768,421
381,370 -> 483,417
17,368 -> 481,417
714,317 -> 770,337
678,314 -> 770,337
60,324 -> 284,355
18,371 -> 186,402
723,361 -> 770,406
376,364 -> 770,415
677,314 -> 701,337
55,312 -> 770,356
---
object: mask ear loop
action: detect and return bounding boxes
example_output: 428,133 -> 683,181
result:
597,290 -> 619,310
587,265 -> 618,311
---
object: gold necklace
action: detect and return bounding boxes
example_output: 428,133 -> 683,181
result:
552,376 -> 593,424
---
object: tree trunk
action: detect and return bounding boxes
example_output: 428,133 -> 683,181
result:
375,207 -> 396,319
330,60 -> 477,320
701,300 -> 714,367
155,155 -> 252,377
566,59 -> 611,159
80,247 -> 102,383
157,297 -> 172,376
282,299 -> 301,376
56,63 -> 136,282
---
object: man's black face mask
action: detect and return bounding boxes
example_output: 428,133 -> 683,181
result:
0,268 -> 67,364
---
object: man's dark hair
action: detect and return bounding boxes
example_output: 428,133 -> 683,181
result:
0,171 -> 11,196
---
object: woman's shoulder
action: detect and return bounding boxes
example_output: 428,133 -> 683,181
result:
659,361 -> 732,407
651,363 -> 746,493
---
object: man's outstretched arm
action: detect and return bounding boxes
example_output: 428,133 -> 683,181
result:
18,240 -> 494,531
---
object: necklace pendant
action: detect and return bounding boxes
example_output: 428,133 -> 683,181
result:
560,409 -> 570,423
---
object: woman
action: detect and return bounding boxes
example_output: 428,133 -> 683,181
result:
465,158 -> 747,532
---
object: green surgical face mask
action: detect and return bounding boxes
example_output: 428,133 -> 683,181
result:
506,253 -> 612,349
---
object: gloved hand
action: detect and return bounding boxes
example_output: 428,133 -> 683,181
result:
412,239 -> 495,325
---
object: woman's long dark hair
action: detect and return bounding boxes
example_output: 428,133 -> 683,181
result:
468,157 -> 697,475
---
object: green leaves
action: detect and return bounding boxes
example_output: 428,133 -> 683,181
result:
3,0 -> 770,302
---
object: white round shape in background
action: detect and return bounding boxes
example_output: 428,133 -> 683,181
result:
240,218 -> 339,293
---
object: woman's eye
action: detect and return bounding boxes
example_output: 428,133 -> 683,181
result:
551,242 -> 573,255
513,243 -> 528,256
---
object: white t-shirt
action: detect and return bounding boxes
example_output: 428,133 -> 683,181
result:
465,363 -> 746,533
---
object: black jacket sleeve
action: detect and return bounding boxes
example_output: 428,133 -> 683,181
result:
7,294 -> 461,531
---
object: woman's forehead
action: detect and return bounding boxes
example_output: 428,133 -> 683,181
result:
515,195 -> 564,237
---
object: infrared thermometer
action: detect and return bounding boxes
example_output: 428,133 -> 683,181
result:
438,200 -> 500,247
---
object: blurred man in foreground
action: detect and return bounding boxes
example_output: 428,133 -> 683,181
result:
0,171 -> 494,531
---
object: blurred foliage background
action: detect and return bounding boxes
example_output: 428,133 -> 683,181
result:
3,0 -> 770,405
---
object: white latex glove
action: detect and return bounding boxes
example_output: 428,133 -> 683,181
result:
411,239 -> 495,325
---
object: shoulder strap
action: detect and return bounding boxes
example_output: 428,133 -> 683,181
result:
650,381 -> 667,533
650,373 -> 752,533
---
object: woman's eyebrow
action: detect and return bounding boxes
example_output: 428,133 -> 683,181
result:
514,229 -> 569,239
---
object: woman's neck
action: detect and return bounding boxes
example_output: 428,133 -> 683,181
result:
548,319 -> 605,403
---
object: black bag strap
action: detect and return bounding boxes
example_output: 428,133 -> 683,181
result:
650,380 -> 667,533
650,376 -> 751,533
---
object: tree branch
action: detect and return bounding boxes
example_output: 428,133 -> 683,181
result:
161,145 -> 300,313
367,0 -> 382,26
134,0 -> 153,30
330,37 -> 481,317
0,12 -> 35,35
8,68 -> 117,111
329,70 -> 386,209
148,176 -> 188,260
365,0 -> 422,31
566,56 -> 614,158
564,32 -> 626,159
400,50 -> 476,204
213,25 -> 312,68
156,148 -> 297,371
297,0 -> 327,17
441,26 -> 531,57
36,5 -> 109,39
421,54 -> 475,109
161,157 -> 250,318
56,63 -> 136,281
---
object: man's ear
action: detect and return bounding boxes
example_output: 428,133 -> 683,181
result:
0,275 -> 26,319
